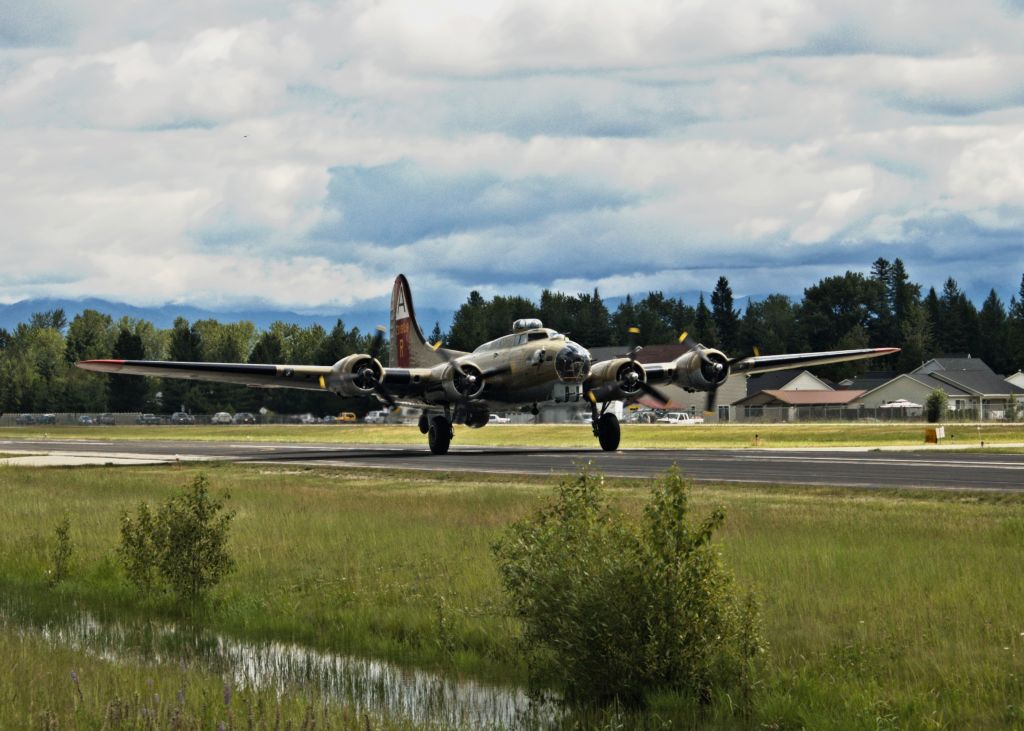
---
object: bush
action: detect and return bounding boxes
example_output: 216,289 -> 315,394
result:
492,466 -> 761,708
118,474 -> 235,604
1007,394 -> 1019,423
48,516 -> 73,587
926,389 -> 948,423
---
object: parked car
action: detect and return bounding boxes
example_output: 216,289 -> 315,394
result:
336,412 -> 357,422
77,414 -> 96,425
232,412 -> 256,425
211,412 -> 233,424
98,413 -> 116,425
169,412 -> 195,425
364,410 -> 389,424
656,412 -> 704,425
38,414 -> 57,425
288,413 -> 319,424
488,413 -> 511,424
136,413 -> 163,425
15,414 -> 35,425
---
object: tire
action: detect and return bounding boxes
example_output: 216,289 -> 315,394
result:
428,416 -> 452,455
418,413 -> 430,434
597,412 -> 620,451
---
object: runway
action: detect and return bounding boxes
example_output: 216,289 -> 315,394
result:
2,437 -> 1023,491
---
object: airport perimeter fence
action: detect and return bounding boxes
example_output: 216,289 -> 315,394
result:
733,405 -> 1014,423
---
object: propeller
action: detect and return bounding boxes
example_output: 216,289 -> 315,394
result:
677,332 -> 761,414
586,327 -> 670,406
338,326 -> 397,409
430,340 -> 509,401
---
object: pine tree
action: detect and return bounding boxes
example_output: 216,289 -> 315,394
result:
693,293 -> 717,347
711,277 -> 740,352
108,328 -> 150,412
978,289 -> 1009,373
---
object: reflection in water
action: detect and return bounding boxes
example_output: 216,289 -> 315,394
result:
1,602 -> 557,729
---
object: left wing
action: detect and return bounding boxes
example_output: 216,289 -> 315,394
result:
727,347 -> 900,376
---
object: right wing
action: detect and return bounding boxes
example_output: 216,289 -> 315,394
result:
76,358 -> 439,402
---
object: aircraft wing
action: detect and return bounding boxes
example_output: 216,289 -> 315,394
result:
727,347 -> 899,376
77,359 -> 333,391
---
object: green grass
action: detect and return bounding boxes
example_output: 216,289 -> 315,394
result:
5,421 -> 1024,449
2,463 -> 1023,728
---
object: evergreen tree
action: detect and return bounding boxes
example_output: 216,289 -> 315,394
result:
693,293 -> 717,347
867,257 -> 895,347
108,328 -> 150,412
897,301 -> 933,373
937,278 -> 979,356
1008,275 -> 1024,371
428,322 -> 444,346
710,277 -> 740,352
978,289 -> 1009,373
798,272 -> 871,351
162,318 -> 206,414
447,291 -> 490,350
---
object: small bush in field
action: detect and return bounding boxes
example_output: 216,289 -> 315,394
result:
48,516 -> 73,586
492,466 -> 761,708
118,474 -> 235,604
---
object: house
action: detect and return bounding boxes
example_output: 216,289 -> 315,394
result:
746,369 -> 835,396
853,357 -> 1024,420
732,389 -> 865,422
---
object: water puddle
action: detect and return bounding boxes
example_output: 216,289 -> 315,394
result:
1,601 -> 557,729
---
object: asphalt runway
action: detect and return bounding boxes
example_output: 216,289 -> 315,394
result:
3,437 -> 1024,491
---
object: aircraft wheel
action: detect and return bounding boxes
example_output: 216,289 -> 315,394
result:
428,416 -> 452,455
597,412 -> 620,451
418,413 -> 430,434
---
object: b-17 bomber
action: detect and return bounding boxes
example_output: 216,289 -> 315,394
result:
77,275 -> 898,454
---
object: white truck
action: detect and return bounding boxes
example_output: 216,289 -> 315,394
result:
656,412 -> 704,425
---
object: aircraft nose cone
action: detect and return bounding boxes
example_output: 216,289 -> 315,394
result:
555,343 -> 591,382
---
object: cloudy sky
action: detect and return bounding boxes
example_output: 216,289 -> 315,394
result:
3,0 -> 1024,314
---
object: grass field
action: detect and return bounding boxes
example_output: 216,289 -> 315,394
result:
4,421 -> 1024,449
1,463 -> 1023,728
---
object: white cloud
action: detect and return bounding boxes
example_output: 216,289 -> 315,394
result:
2,0 -> 1024,311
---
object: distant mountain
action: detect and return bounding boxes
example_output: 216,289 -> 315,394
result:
0,297 -> 456,336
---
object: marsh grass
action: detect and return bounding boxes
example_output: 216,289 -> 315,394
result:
5,422 -> 1024,449
1,463 -> 1023,728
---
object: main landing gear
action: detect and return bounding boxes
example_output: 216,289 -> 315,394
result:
589,401 -> 620,451
422,410 -> 454,455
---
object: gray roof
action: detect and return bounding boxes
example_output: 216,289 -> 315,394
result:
746,369 -> 803,396
930,370 -> 1024,396
913,357 -> 991,375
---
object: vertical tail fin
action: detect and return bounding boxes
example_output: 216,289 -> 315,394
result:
390,274 -> 446,368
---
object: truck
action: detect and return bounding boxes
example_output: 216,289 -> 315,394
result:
656,412 -> 704,425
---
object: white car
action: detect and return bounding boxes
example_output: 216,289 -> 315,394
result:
656,412 -> 704,425
488,413 -> 511,424
211,412 -> 233,424
364,410 -> 390,424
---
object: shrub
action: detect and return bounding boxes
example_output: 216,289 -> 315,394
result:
48,516 -> 73,587
492,466 -> 761,708
926,389 -> 948,423
118,474 -> 235,604
1007,394 -> 1019,423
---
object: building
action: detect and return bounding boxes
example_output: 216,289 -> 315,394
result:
853,357 -> 1024,420
732,388 -> 865,421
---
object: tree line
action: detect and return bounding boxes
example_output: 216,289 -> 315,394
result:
443,258 -> 1024,378
2,258 -> 1023,415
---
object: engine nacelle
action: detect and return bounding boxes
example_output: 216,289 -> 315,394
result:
670,349 -> 729,391
586,357 -> 646,400
441,362 -> 486,402
327,354 -> 384,396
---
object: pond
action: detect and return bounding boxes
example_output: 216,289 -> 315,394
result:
1,600 -> 557,729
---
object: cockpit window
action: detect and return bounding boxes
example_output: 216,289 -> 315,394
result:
527,332 -> 548,341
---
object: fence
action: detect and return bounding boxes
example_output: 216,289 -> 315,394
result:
735,405 -> 1015,423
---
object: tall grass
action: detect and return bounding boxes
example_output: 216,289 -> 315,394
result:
0,463 -> 1022,728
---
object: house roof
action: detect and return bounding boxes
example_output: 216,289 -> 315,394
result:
838,371 -> 899,392
912,357 -> 991,375
856,372 -> 972,401
734,389 -> 865,407
929,370 -> 1024,397
588,344 -> 688,364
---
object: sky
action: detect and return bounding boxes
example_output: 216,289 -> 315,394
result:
2,0 -> 1024,315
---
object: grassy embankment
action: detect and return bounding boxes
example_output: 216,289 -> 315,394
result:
4,421 -> 1024,449
1,463 -> 1023,728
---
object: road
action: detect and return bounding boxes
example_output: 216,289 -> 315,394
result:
2,437 -> 1023,491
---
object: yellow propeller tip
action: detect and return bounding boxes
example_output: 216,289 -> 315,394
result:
431,341 -> 442,351
586,391 -> 596,404
678,331 -> 688,343
628,327 -> 641,334
753,346 -> 761,356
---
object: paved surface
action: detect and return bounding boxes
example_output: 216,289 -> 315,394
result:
2,437 -> 1024,491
